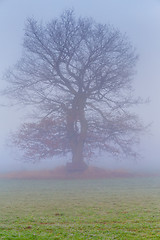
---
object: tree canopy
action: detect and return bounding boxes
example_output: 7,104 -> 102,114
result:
4,10 -> 143,171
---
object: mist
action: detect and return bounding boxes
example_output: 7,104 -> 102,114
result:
0,0 -> 160,175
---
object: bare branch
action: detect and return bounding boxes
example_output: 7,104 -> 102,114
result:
3,10 -> 145,167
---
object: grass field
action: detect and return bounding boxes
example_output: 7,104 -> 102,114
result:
0,177 -> 160,239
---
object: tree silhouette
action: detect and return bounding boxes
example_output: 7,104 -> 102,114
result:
4,10 -> 143,171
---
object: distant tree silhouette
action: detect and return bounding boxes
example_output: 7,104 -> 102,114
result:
4,10 -> 144,171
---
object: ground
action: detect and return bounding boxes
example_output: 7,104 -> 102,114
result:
0,166 -> 139,179
0,177 -> 160,239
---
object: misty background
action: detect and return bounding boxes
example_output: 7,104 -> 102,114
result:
0,0 -> 160,173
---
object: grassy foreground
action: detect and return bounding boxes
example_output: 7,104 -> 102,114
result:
0,177 -> 160,239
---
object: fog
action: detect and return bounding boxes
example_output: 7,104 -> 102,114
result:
0,0 -> 160,174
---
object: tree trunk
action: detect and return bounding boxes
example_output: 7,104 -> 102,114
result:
69,135 -> 87,171
66,95 -> 87,172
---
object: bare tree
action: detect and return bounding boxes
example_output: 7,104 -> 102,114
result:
4,10 -> 143,171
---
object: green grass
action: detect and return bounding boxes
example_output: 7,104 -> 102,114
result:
0,177 -> 160,239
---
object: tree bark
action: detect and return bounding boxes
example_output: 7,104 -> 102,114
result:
66,94 -> 88,171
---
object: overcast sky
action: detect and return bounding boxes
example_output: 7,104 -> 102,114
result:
0,0 -> 160,172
